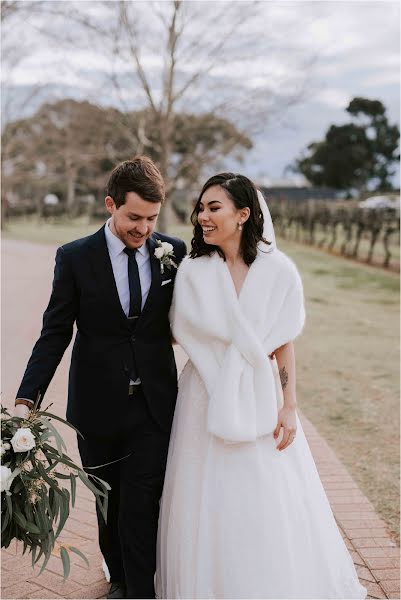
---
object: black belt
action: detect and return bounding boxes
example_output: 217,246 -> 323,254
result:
128,383 -> 142,396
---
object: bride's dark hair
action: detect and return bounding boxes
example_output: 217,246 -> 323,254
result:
189,173 -> 272,265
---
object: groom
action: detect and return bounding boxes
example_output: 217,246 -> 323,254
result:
15,156 -> 187,599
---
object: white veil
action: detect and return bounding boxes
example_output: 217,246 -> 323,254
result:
257,189 -> 276,251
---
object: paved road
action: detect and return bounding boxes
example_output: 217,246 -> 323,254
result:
1,239 -> 398,599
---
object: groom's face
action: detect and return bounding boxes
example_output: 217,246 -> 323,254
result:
106,191 -> 161,249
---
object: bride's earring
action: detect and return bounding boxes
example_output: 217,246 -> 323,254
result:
238,222 -> 243,231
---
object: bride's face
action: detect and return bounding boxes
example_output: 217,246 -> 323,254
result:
197,185 -> 249,247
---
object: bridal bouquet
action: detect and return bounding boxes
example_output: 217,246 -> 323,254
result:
1,398 -> 110,579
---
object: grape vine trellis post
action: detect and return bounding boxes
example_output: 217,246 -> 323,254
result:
267,199 -> 400,269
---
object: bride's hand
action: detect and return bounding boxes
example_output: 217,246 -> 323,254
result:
274,406 -> 297,451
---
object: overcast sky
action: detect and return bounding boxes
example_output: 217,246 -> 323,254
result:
2,0 -> 400,186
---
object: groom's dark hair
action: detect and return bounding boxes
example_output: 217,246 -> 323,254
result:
106,156 -> 165,207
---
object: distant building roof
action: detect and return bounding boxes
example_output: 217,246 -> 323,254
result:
255,176 -> 308,188
260,185 -> 339,201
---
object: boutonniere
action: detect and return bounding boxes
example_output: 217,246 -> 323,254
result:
154,240 -> 178,274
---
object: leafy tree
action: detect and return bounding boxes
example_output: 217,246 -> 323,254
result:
2,99 -> 251,217
3,100 -> 121,215
347,97 -> 400,189
295,97 -> 399,194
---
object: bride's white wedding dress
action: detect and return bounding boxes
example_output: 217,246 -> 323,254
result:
156,360 -> 366,599
156,191 -> 366,599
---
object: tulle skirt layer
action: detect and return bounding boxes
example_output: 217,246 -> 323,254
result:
156,361 -> 366,599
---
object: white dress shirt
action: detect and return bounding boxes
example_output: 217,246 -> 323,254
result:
104,218 -> 152,313
104,218 -> 152,384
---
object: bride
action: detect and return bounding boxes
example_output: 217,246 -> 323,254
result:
156,173 -> 366,599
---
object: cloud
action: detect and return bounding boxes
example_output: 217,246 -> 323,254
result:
361,71 -> 401,88
2,0 -> 399,184
315,88 -> 351,110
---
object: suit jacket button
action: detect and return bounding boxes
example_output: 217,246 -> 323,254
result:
131,335 -> 136,342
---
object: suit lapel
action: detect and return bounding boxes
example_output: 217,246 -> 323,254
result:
88,225 -> 130,329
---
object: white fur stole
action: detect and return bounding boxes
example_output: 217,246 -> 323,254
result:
170,247 -> 306,443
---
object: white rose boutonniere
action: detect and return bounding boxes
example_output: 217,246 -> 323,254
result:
154,240 -> 178,274
10,427 -> 36,453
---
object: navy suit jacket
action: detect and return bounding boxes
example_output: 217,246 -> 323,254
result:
17,226 -> 187,438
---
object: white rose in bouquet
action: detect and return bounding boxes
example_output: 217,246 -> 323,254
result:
11,427 -> 36,453
0,442 -> 11,460
0,403 -> 110,579
0,465 -> 19,493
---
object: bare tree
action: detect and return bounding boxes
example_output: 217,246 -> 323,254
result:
97,0 -> 314,230
34,0 -> 315,230
2,1 -> 316,231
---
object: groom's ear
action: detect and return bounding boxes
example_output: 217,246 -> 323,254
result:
105,195 -> 116,215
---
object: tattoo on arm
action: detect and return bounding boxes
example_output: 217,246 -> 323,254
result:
279,366 -> 289,389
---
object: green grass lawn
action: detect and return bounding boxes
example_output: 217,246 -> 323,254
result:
2,216 -> 195,247
2,215 -> 103,245
3,216 -> 400,541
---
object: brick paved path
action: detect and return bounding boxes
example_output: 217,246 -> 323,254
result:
1,240 -> 399,599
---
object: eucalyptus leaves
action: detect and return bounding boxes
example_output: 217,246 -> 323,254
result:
1,399 -> 110,579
